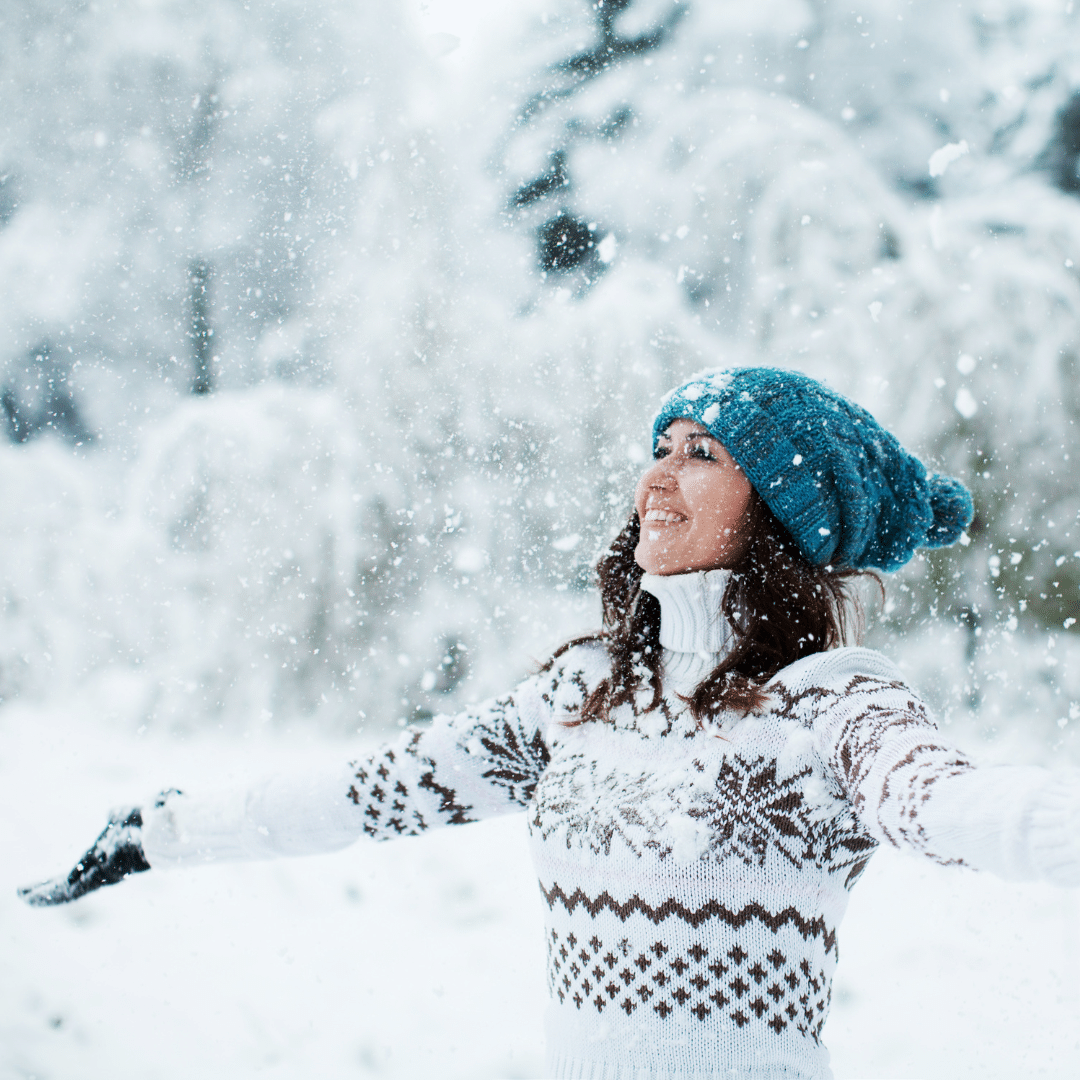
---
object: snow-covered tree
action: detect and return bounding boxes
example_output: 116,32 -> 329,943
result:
0,0 -> 420,421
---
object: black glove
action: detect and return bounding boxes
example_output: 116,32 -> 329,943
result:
18,807 -> 151,906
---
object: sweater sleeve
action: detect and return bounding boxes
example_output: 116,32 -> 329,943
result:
776,647 -> 1080,887
141,644 -> 603,867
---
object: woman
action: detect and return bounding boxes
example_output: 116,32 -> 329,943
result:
20,367 -> 1080,1080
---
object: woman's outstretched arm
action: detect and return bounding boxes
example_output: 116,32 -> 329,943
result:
141,683 -> 554,867
18,643 -> 604,903
781,647 -> 1080,887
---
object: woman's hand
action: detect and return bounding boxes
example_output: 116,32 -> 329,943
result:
17,807 -> 151,906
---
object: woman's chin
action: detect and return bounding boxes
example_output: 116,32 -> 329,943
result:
634,544 -> 663,575
635,547 -> 691,576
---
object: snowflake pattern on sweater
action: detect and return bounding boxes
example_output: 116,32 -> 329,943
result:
327,638 -> 975,1079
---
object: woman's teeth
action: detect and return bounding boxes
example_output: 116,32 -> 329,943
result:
644,509 -> 686,523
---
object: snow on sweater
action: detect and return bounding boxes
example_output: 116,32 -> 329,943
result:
142,569 -> 1080,1080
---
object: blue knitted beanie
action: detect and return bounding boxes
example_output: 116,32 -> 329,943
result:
652,367 -> 973,571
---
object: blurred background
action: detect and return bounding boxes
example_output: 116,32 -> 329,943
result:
4,2 -> 1080,1077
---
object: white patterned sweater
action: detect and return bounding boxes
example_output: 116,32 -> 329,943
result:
143,570 -> 1080,1080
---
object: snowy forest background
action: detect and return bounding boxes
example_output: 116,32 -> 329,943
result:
5,1 -> 1080,1077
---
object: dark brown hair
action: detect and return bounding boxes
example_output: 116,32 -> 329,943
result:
547,491 -> 875,724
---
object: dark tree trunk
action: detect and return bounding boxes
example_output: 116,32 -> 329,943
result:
189,259 -> 214,395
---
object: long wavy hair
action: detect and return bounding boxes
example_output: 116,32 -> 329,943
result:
546,491 -> 874,724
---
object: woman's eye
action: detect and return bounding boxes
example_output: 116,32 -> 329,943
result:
653,446 -> 671,460
689,445 -> 716,460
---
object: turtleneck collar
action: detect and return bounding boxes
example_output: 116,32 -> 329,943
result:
639,568 -> 733,656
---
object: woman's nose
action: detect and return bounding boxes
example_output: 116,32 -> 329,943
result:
639,459 -> 676,491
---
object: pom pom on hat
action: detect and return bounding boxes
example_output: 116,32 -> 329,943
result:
652,367 -> 974,572
924,474 -> 974,548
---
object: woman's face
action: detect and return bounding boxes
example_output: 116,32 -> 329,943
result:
633,418 -> 754,576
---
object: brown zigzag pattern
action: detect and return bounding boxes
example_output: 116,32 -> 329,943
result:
539,882 -> 837,957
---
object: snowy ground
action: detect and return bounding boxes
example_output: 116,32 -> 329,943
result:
4,695 -> 1080,1080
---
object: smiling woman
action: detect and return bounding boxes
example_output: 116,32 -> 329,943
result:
19,367 -> 1080,1080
